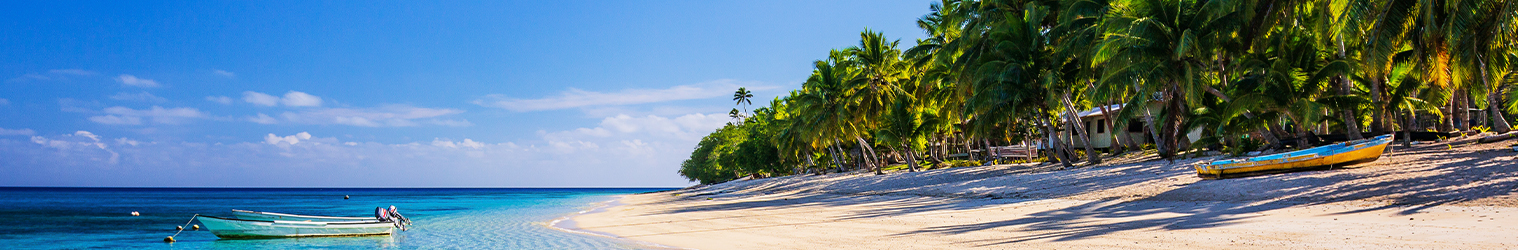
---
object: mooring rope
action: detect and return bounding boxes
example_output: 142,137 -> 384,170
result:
169,214 -> 199,239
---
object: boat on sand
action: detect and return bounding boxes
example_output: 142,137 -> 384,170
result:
1194,134 -> 1394,179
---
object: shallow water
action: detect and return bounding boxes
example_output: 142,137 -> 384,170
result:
0,187 -> 671,249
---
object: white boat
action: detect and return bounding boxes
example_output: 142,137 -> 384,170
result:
198,216 -> 397,238
232,209 -> 379,222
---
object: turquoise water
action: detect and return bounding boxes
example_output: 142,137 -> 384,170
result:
0,188 -> 672,249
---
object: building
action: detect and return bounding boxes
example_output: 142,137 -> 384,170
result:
1059,103 -> 1201,150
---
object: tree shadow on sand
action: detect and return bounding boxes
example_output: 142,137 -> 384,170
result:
639,144 -> 1515,244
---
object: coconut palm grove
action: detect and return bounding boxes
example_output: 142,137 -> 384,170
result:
678,0 -> 1518,184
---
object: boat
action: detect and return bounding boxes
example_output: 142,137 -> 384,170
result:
197,207 -> 411,239
197,216 -> 397,238
1194,134 -> 1394,179
232,209 -> 379,222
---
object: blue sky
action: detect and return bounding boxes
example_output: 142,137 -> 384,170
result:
0,1 -> 928,187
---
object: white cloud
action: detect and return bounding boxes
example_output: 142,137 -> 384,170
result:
279,105 -> 465,127
88,106 -> 206,125
8,69 -> 96,82
242,91 -> 323,107
0,127 -> 35,136
248,113 -> 278,124
88,115 -> 143,125
0,115 -> 720,186
473,79 -> 773,112
538,112 -> 727,155
426,119 -> 474,127
213,69 -> 236,78
115,138 -> 141,146
432,138 -> 486,149
50,69 -> 95,76
242,91 -> 280,106
206,96 -> 233,104
280,91 -> 322,107
109,92 -> 168,102
28,130 -> 118,164
264,132 -> 312,145
116,74 -> 161,88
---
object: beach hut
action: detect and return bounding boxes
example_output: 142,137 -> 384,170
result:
1058,103 -> 1201,150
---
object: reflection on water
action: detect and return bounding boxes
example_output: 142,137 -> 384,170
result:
206,235 -> 398,249
0,188 -> 670,249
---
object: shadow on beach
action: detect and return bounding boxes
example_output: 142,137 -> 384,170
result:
630,140 -> 1517,244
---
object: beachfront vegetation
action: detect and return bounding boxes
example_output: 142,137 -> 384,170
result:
680,0 -> 1518,184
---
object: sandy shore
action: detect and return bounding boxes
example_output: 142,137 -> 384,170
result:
575,138 -> 1518,249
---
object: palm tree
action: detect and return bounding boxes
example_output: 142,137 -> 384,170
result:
1446,0 -> 1517,133
734,87 -> 754,117
956,2 -> 1084,167
729,108 -> 744,125
844,29 -> 912,174
1093,0 -> 1245,159
792,50 -> 866,172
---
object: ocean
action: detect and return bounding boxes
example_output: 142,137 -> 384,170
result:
0,187 -> 673,249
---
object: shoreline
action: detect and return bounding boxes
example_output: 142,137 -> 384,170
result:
572,140 -> 1517,249
549,195 -> 691,250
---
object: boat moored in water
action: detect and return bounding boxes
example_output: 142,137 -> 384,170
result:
1194,134 -> 1394,179
232,209 -> 379,222
197,216 -> 397,238
197,207 -> 411,239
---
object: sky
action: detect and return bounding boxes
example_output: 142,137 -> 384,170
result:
0,1 -> 929,187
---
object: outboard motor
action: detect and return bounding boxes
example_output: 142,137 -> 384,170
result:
375,207 -> 392,222
388,206 -> 411,226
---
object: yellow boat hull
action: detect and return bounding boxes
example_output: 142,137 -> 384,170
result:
1195,135 -> 1393,178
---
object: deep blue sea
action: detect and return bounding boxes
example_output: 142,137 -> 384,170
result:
0,187 -> 673,249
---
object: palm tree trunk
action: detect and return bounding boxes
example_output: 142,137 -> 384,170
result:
856,136 -> 883,175
1457,91 -> 1472,132
1291,115 -> 1310,148
1099,103 -> 1124,153
1403,109 -> 1416,148
902,143 -> 920,172
1144,103 -> 1162,153
1159,84 -> 1185,159
1337,37 -> 1364,140
961,133 -> 977,162
979,139 -> 992,165
1061,93 -> 1100,164
828,143 -> 845,173
1370,77 -> 1388,134
1041,118 -> 1074,168
803,149 -> 817,174
1480,58 -> 1511,133
1442,101 -> 1456,132
1491,92 -> 1511,133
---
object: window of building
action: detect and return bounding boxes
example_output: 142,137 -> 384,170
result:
1096,119 -> 1105,133
1128,119 -> 1144,132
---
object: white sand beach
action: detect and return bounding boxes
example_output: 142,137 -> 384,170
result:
574,138 -> 1518,249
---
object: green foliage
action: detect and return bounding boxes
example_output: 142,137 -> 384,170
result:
680,0 -> 1518,183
